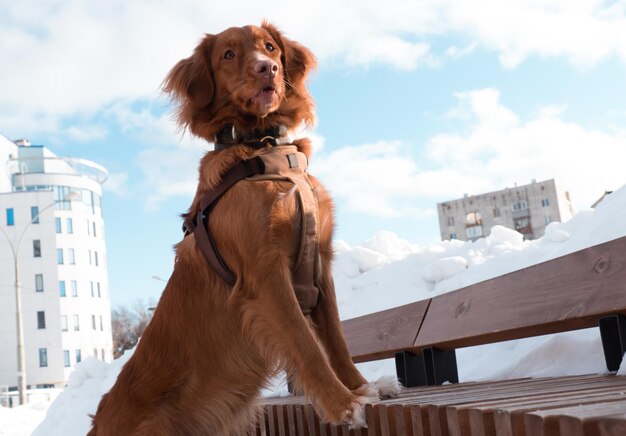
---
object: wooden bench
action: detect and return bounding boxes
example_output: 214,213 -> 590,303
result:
343,234 -> 626,387
258,235 -> 626,435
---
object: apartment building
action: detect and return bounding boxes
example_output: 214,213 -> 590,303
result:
437,179 -> 574,242
0,135 -> 112,395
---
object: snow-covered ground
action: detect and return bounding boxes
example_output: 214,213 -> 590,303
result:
3,185 -> 626,435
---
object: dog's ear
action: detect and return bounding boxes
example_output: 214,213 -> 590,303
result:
262,22 -> 317,91
163,35 -> 215,129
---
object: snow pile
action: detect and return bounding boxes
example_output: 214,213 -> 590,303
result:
19,185 -> 626,435
29,351 -> 134,436
0,401 -> 49,436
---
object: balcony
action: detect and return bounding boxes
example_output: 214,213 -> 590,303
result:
7,156 -> 108,184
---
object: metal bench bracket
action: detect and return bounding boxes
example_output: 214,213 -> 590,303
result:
395,348 -> 459,387
599,314 -> 626,372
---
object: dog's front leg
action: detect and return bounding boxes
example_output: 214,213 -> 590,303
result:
240,257 -> 373,428
311,182 -> 401,401
312,255 -> 401,400
310,267 -> 368,391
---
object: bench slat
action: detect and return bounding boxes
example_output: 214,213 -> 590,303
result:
414,235 -> 626,350
341,300 -> 430,362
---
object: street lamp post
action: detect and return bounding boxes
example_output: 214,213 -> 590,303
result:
0,191 -> 79,405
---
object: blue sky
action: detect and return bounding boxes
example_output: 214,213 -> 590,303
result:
2,0 -> 626,307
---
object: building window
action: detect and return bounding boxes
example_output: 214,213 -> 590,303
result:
83,190 -> 95,214
514,217 -> 530,230
35,274 -> 44,292
512,200 -> 528,211
31,206 -> 39,224
465,212 -> 482,226
71,280 -> 78,297
57,248 -> 64,264
92,315 -> 97,330
92,222 -> 97,237
94,251 -> 99,267
68,248 -> 75,265
6,208 -> 14,226
55,217 -> 62,233
66,218 -> 73,234
544,215 -> 553,225
61,315 -> 68,331
73,314 -> 80,331
449,233 -> 457,240
63,350 -> 71,367
88,250 -> 92,265
53,186 -> 72,210
493,207 -> 501,218
101,349 -> 105,360
514,217 -> 532,237
94,348 -> 98,359
76,349 -> 82,363
97,282 -> 101,298
466,225 -> 483,239
90,281 -> 94,297
447,216 -> 455,227
541,198 -> 550,207
33,240 -> 41,257
99,315 -> 103,331
37,311 -> 46,329
39,348 -> 48,367
59,281 -> 66,297
86,220 -> 90,236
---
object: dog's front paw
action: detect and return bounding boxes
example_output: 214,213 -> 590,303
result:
325,392 -> 376,429
354,375 -> 401,399
340,400 -> 366,429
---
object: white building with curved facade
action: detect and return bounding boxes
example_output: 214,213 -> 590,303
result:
0,135 -> 112,400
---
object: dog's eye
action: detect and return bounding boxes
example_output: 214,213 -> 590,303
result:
224,50 -> 235,60
265,42 -> 275,52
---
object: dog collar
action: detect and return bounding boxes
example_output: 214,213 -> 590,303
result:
214,124 -> 289,150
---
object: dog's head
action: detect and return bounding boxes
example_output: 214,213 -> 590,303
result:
163,22 -> 316,142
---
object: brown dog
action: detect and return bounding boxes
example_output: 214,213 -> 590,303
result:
89,22 -> 398,435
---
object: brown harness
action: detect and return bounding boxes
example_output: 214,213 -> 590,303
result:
183,145 -> 321,314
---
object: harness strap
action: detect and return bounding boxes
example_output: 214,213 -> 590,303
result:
183,156 -> 266,286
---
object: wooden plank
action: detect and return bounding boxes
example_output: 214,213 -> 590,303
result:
491,390 -> 626,436
595,415 -> 626,436
304,404 -> 317,436
294,404 -> 306,436
419,376 -> 614,436
409,405 -> 425,436
390,404 -> 408,436
415,235 -> 626,350
474,389 -> 626,435
341,300 -> 431,362
524,400 -> 626,436
377,403 -> 391,436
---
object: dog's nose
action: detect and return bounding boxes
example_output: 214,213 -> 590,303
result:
255,60 -> 279,78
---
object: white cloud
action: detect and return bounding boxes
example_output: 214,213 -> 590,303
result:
102,172 -> 130,196
441,0 -> 626,68
137,146 -> 206,211
311,141 -> 441,218
65,125 -> 108,142
425,88 -> 626,209
2,0 -> 626,128
310,87 -> 626,219
445,42 -> 479,60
